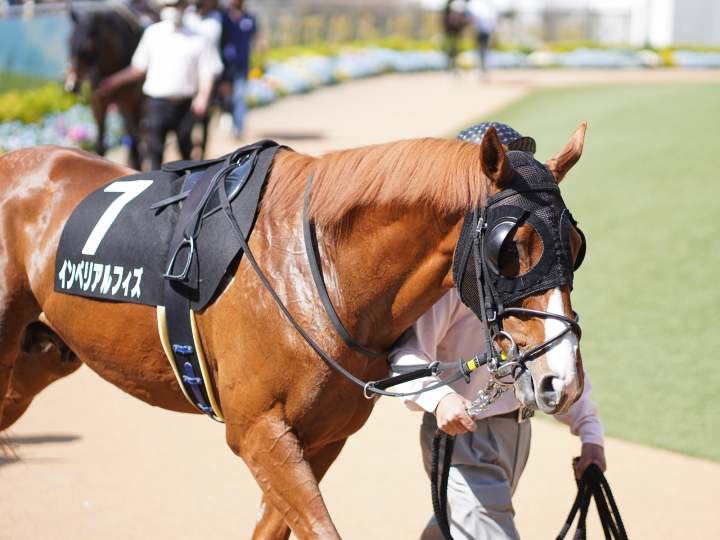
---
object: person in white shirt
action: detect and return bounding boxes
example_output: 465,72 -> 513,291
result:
101,0 -> 223,169
183,0 -> 223,158
467,0 -> 498,77
389,123 -> 606,540
183,0 -> 222,49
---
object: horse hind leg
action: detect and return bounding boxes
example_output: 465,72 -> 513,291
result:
1,322 -> 81,431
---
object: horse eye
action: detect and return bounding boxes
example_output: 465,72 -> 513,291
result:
501,241 -> 518,256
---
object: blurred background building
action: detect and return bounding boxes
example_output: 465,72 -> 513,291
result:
1,0 -> 719,78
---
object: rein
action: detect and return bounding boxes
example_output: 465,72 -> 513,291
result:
433,457 -> 627,540
217,167 -> 477,398
218,166 -> 580,400
557,462 -> 628,540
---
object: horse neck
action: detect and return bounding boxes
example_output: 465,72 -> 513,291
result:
319,204 -> 464,350
96,13 -> 138,76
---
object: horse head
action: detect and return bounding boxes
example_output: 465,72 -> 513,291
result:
65,10 -> 141,93
66,11 -> 101,93
454,124 -> 587,415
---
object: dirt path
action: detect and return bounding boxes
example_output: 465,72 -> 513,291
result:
2,69 -> 720,539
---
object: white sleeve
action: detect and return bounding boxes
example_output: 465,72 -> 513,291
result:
554,370 -> 605,447
131,30 -> 151,73
387,293 -> 467,413
199,38 -> 224,78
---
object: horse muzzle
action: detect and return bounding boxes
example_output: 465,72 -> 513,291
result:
64,71 -> 79,94
513,346 -> 582,415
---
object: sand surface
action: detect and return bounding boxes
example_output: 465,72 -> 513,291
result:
2,68 -> 720,539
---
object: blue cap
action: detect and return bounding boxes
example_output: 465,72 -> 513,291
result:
457,122 -> 536,154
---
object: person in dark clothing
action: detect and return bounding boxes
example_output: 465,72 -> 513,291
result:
443,0 -> 469,72
220,0 -> 262,140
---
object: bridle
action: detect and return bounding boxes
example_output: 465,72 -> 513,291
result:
473,198 -> 582,368
453,153 -> 585,416
458,178 -> 584,415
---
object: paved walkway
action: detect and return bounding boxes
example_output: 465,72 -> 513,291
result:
3,69 -> 720,540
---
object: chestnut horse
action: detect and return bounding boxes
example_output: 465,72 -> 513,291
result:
65,9 -> 145,170
0,126 -> 586,539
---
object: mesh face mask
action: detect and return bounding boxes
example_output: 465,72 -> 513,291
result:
453,151 -> 586,320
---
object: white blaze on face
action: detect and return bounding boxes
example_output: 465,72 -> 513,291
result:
544,287 -> 579,394
65,71 -> 77,93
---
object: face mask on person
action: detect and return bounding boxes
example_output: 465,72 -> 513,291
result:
161,6 -> 184,27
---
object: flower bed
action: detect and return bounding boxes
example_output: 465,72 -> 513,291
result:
245,47 -> 447,107
0,103 -> 124,154
3,45 -> 720,154
673,50 -> 720,68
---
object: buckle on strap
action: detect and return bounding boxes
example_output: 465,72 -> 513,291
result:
164,236 -> 195,281
172,344 -> 194,355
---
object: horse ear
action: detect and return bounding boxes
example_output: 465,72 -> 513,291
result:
480,126 -> 514,191
546,122 -> 586,183
70,9 -> 78,24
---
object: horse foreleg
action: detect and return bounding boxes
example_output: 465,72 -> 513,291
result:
117,83 -> 145,170
228,406 -> 341,540
252,438 -> 348,540
91,91 -> 109,157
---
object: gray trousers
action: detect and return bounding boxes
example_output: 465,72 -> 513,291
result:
419,411 -> 531,540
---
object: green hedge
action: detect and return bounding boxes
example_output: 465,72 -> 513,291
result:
0,82 -> 78,124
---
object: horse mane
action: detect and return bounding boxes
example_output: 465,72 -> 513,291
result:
263,138 -> 488,233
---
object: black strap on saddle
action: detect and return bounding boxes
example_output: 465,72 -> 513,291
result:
557,460 -> 628,540
163,140 -> 281,419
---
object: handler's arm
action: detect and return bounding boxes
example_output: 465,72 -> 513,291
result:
100,66 -> 145,95
191,73 -> 215,118
554,372 -> 606,479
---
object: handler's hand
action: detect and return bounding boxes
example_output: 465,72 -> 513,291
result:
574,443 -> 606,479
99,76 -> 117,96
435,393 -> 476,436
191,95 -> 209,118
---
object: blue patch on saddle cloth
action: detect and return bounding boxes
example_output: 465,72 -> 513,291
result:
54,146 -> 270,309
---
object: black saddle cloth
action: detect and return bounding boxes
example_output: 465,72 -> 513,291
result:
54,141 -> 280,309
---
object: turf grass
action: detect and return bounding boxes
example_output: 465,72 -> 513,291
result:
464,82 -> 720,462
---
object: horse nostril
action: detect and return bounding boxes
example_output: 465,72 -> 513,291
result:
537,376 -> 560,407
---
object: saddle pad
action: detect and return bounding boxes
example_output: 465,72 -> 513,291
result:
54,143 -> 276,309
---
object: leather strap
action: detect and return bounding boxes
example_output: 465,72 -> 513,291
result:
302,169 -> 388,357
164,162 -> 227,419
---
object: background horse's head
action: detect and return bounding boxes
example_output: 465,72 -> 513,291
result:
456,125 -> 587,415
65,11 -> 142,93
66,12 -> 99,93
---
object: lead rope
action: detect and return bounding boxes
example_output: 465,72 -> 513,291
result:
557,461 -> 628,540
431,430 -> 456,540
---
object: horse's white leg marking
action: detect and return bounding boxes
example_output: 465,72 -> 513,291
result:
544,287 -> 580,396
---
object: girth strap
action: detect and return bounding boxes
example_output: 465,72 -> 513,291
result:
162,141 -> 281,421
164,161 -> 227,420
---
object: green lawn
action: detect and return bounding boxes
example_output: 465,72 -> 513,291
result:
0,72 -> 52,94
470,83 -> 720,462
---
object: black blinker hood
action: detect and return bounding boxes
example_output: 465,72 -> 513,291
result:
452,151 -> 586,320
